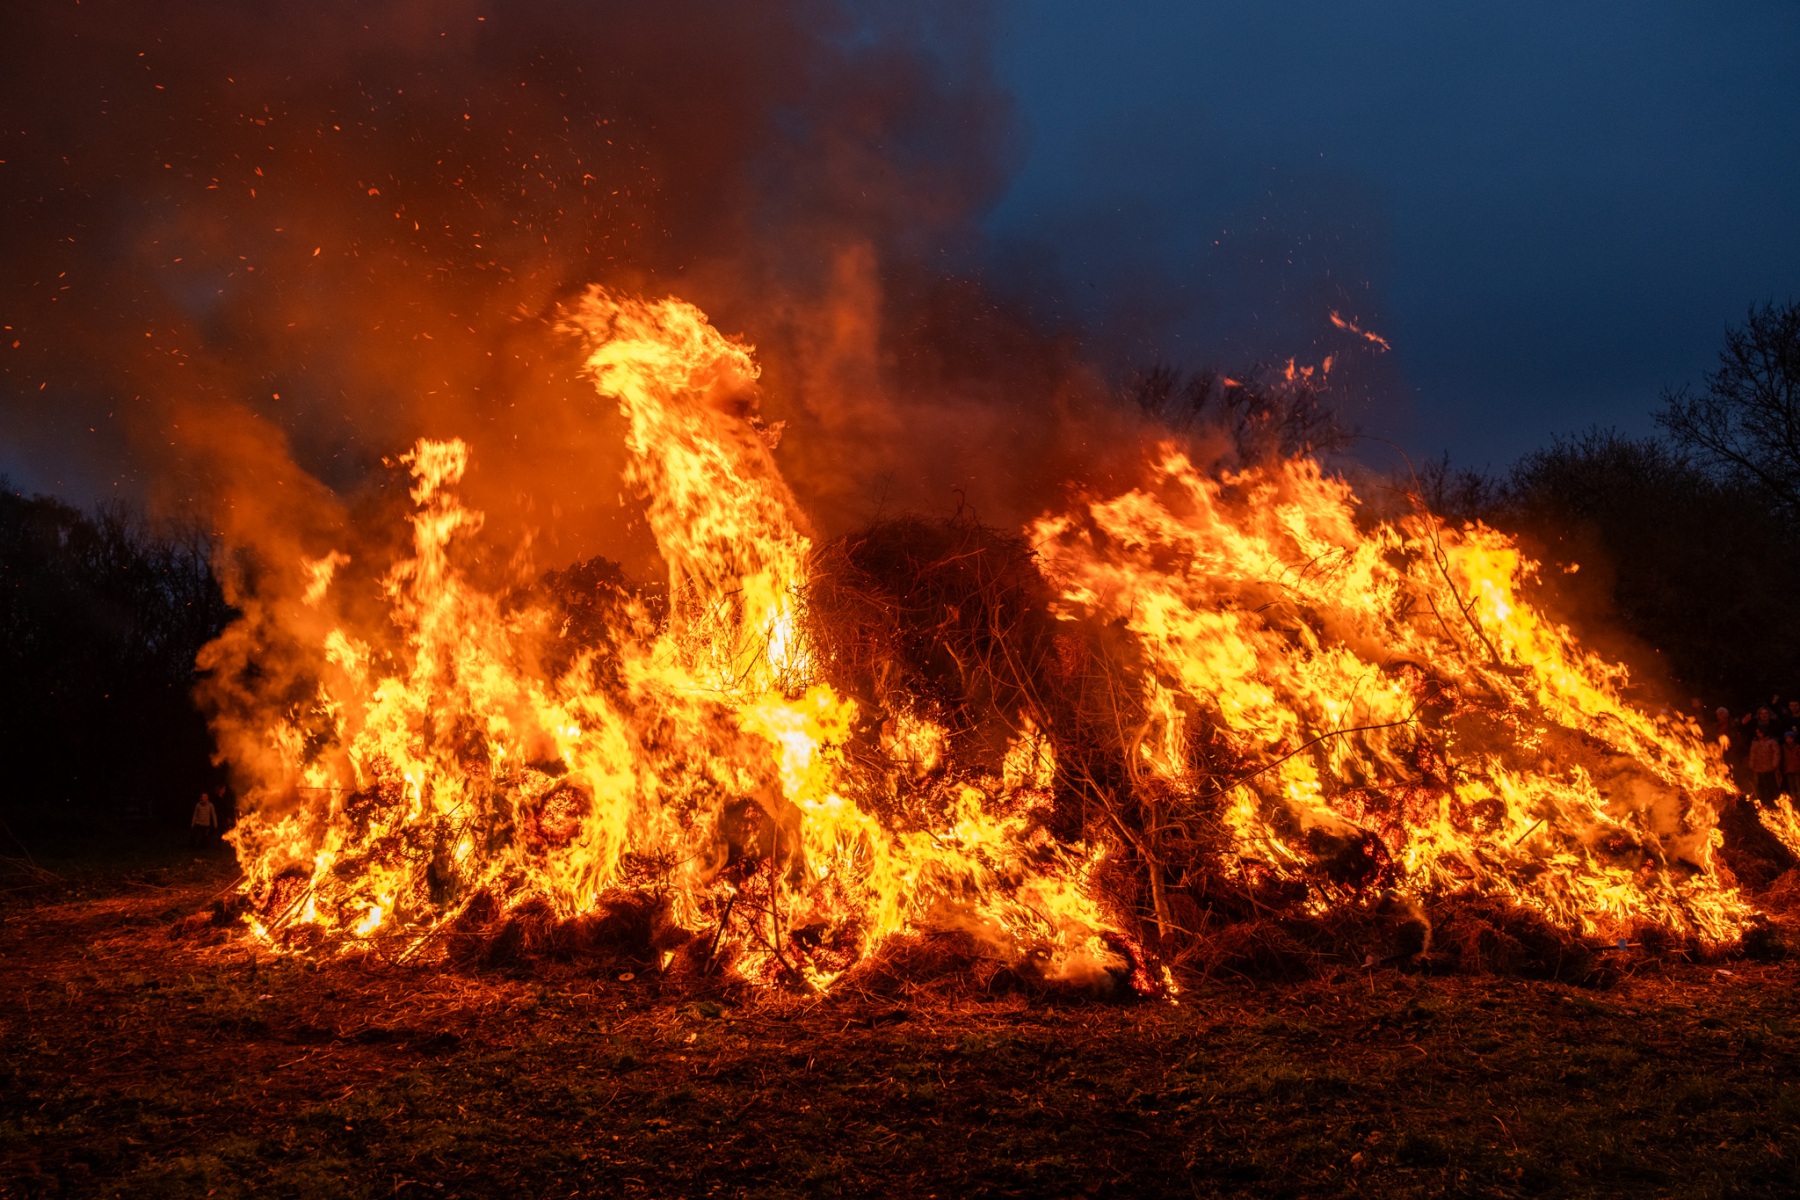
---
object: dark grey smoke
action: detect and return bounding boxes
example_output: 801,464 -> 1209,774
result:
3,0 -> 1136,585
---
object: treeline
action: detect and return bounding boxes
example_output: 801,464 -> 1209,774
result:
0,487 -> 231,832
1127,300 -> 1800,706
1433,301 -> 1800,704
1417,431 -> 1800,703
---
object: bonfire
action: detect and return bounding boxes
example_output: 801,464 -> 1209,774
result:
199,288 -> 1800,993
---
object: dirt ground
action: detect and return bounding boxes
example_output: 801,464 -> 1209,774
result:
3,845 -> 1798,1200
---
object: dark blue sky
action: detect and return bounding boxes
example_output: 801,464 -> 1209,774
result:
985,1 -> 1800,469
5,2 -> 1798,505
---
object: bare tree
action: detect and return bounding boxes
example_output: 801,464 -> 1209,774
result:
1408,452 -> 1501,524
1657,300 -> 1800,509
0,482 -> 231,823
1126,362 -> 1351,464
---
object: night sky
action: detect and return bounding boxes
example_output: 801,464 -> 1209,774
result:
987,0 -> 1800,470
3,2 -> 1798,503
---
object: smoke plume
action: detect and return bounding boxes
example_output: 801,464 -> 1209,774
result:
1,0 -> 1154,595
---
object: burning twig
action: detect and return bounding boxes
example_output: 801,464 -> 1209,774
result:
1194,705 -> 1429,806
1511,818 -> 1546,847
703,895 -> 738,974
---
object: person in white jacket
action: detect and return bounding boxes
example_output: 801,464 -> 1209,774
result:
189,792 -> 219,847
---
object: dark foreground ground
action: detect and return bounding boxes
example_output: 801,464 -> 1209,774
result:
3,843 -> 1799,1200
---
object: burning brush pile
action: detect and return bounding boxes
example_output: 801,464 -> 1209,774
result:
203,288 -> 1794,996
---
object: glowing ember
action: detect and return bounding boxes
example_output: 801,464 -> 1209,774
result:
215,288 -> 1757,987
1329,310 -> 1393,352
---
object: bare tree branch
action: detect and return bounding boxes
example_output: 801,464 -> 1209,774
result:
1657,301 -> 1800,510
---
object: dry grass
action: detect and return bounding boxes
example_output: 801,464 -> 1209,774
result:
5,845 -> 1800,1199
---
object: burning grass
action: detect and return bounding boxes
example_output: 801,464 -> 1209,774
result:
5,846 -> 1800,1199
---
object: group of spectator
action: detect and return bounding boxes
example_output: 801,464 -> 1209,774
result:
1712,698 -> 1800,805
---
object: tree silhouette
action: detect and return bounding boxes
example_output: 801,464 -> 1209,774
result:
1125,362 -> 1352,464
0,484 -> 232,831
1658,300 -> 1800,509
1412,429 -> 1800,705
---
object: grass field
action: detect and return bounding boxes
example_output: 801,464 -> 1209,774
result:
4,843 -> 1798,1199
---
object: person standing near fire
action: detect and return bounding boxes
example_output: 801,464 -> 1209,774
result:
1748,726 -> 1783,807
189,791 -> 219,847
1782,731 -> 1800,801
1717,706 -> 1749,790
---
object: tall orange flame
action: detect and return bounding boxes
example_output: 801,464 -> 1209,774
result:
229,289 -> 1119,989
